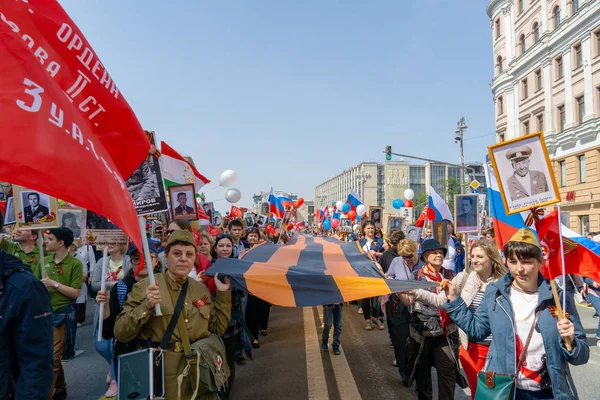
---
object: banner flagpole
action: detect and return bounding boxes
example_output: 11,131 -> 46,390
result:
551,204 -> 572,351
37,230 -> 46,279
139,216 -> 161,316
97,246 -> 108,342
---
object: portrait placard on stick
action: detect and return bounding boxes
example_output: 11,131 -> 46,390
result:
4,196 -> 15,226
488,132 -> 560,215
58,207 -> 86,241
454,194 -> 479,234
433,221 -> 448,247
168,183 -> 199,221
369,206 -> 383,230
13,185 -> 58,230
84,210 -> 128,245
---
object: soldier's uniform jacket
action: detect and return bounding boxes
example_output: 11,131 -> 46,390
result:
114,272 -> 232,400
506,170 -> 549,201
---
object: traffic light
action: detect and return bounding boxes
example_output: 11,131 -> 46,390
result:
385,145 -> 392,161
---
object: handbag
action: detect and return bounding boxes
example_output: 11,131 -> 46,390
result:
474,310 -> 541,400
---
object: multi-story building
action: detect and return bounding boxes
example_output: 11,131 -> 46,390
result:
251,191 -> 298,215
488,0 -> 600,234
314,162 -> 380,211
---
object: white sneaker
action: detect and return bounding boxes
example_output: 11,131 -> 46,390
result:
105,380 -> 118,398
393,359 -> 397,367
358,307 -> 363,315
596,341 -> 600,348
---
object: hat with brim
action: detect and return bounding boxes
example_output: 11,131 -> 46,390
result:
128,240 -> 158,256
506,145 -> 532,162
420,239 -> 448,262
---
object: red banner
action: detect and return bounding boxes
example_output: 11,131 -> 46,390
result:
230,206 -> 243,218
0,1 -> 149,254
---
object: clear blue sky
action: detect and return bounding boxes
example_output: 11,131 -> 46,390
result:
60,0 -> 494,212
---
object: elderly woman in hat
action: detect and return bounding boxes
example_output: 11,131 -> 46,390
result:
442,228 -> 589,400
404,238 -> 462,399
114,230 -> 232,400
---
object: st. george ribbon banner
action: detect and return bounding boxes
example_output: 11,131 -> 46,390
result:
206,235 -> 437,307
0,1 -> 149,252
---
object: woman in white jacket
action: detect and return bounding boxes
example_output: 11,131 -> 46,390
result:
404,239 -> 505,399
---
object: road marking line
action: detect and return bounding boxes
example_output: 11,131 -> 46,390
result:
317,307 -> 362,400
304,307 -> 330,400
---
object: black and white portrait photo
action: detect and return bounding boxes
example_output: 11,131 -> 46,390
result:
13,185 -> 58,229
283,210 -> 292,225
433,221 -> 448,248
244,213 -> 256,228
387,216 -> 403,233
58,208 -> 86,239
405,225 -> 422,244
169,184 -> 199,221
489,132 -> 560,214
201,202 -> 214,224
340,217 -> 353,233
454,194 -> 479,233
4,196 -> 15,226
257,214 -> 268,227
369,206 -> 383,229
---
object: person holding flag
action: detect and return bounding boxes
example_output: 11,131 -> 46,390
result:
442,228 -> 588,400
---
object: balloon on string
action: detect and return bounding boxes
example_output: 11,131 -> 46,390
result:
356,204 -> 366,216
404,200 -> 414,208
336,201 -> 344,210
356,215 -> 361,223
270,217 -> 275,222
331,218 -> 340,229
342,203 -> 351,213
392,199 -> 404,209
404,188 -> 415,201
225,188 -> 241,203
347,210 -> 357,221
296,198 -> 304,208
219,170 -> 237,187
331,201 -> 336,206
323,220 -> 331,231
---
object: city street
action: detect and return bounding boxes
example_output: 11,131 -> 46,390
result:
64,298 -> 600,399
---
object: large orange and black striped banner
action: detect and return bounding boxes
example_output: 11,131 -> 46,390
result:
206,235 -> 436,307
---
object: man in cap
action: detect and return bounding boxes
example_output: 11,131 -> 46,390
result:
41,227 -> 83,400
505,145 -> 549,201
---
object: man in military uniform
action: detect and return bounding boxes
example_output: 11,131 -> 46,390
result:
174,192 -> 194,218
505,145 -> 549,201
24,192 -> 50,223
456,196 -> 477,229
114,230 -> 232,400
41,228 -> 83,400
0,228 -> 43,278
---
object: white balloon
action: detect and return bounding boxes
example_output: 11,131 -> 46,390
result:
328,206 -> 334,214
356,204 -> 366,216
404,189 -> 415,201
225,188 -> 242,203
336,201 -> 344,210
353,224 -> 360,232
219,170 -> 237,187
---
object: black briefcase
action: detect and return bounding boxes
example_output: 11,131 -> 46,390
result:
118,348 -> 165,400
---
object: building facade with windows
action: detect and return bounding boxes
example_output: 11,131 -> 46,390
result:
488,0 -> 600,235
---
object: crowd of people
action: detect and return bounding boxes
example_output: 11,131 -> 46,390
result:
317,219 -> 592,400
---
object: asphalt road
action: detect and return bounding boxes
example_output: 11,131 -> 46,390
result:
63,298 -> 600,399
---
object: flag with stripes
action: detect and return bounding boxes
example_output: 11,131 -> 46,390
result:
205,235 -> 436,307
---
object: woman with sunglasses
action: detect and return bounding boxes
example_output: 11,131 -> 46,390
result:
95,241 -> 160,395
212,234 -> 249,400
358,220 -> 385,330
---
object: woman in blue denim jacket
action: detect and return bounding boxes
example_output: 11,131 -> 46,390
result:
442,228 -> 588,400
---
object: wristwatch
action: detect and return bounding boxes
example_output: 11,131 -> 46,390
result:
53,282 -> 59,289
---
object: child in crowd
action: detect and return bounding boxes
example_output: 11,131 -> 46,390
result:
321,303 -> 343,355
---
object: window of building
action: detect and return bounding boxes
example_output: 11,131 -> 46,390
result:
577,96 -> 585,124
574,44 -> 582,68
596,31 -> 600,57
497,55 -> 503,73
556,56 -> 563,79
580,215 -> 589,236
535,69 -> 542,90
523,121 -> 530,134
498,96 -> 503,115
522,78 -> 528,99
533,23 -> 540,43
560,160 -> 567,186
537,114 -> 544,131
572,0 -> 579,14
520,34 -> 526,55
519,0 -> 524,14
553,6 -> 561,30
558,105 -> 566,131
495,19 -> 501,39
579,154 -> 586,183
498,132 -> 505,142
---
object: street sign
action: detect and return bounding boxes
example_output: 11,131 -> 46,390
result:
470,179 -> 480,190
471,189 -> 479,194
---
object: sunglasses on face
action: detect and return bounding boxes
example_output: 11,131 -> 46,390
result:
401,254 -> 414,259
166,229 -> 175,235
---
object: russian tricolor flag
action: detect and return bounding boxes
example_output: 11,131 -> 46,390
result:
426,186 -> 453,222
347,189 -> 362,210
279,196 -> 294,209
268,189 -> 285,218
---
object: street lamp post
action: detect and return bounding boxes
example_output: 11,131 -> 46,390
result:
454,117 -> 468,194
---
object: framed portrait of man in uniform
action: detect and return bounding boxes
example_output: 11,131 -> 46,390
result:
168,183 -> 199,221
489,132 -> 560,214
368,206 -> 383,229
13,185 -> 58,230
257,214 -> 268,228
454,194 -> 479,234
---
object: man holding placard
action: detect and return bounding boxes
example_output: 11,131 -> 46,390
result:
0,228 -> 43,278
41,228 -> 83,400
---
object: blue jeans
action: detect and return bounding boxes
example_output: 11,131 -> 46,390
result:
95,324 -> 116,380
322,304 -> 343,347
588,294 -> 600,338
515,388 -> 554,399
61,307 -> 77,359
